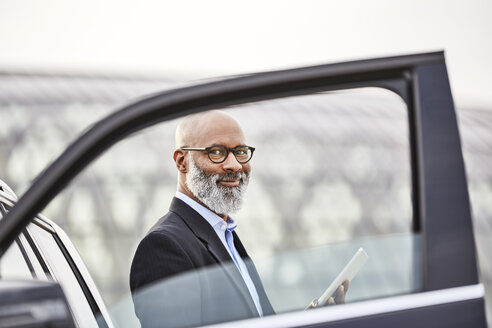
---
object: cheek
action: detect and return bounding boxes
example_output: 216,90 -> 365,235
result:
193,153 -> 209,166
242,164 -> 251,174
195,157 -> 219,174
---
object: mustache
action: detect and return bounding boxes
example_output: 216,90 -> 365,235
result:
215,172 -> 248,183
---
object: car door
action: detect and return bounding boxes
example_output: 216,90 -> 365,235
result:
0,183 -> 113,328
0,51 -> 486,327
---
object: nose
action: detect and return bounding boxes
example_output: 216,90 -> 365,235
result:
221,151 -> 242,172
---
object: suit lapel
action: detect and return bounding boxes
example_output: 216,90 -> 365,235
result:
169,197 -> 232,262
233,231 -> 275,315
169,197 -> 260,316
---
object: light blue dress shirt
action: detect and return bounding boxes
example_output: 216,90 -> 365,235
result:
175,192 -> 263,316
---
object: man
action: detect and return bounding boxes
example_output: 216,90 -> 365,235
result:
130,110 -> 347,327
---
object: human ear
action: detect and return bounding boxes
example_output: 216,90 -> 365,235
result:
174,150 -> 187,173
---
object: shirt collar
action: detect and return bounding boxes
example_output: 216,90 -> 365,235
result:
175,191 -> 237,231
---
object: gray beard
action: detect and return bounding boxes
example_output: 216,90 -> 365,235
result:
186,155 -> 249,215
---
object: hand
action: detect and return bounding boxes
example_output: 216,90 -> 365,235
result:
305,280 -> 350,310
327,280 -> 350,305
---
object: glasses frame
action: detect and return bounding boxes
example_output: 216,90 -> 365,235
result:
181,145 -> 255,164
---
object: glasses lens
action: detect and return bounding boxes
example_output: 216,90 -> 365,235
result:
208,146 -> 227,162
234,146 -> 251,163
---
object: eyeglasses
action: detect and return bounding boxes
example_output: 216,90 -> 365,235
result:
181,145 -> 255,164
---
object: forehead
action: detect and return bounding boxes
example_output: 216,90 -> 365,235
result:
192,113 -> 246,146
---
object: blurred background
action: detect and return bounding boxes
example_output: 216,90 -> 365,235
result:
0,0 -> 491,325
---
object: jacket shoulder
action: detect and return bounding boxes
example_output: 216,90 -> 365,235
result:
147,210 -> 187,235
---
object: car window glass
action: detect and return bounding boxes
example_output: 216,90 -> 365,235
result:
44,87 -> 416,327
28,223 -> 99,328
256,234 -> 421,313
0,239 -> 33,280
230,88 -> 412,252
118,233 -> 420,327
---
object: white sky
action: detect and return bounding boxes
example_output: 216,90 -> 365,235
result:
0,0 -> 491,110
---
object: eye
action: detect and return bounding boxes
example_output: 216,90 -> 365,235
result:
208,146 -> 227,160
208,146 -> 226,157
234,147 -> 250,160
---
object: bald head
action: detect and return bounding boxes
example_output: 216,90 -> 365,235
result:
175,110 -> 245,149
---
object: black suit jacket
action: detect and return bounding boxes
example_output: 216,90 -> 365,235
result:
130,197 -> 274,327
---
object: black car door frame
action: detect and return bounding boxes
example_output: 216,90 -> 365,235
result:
0,51 -> 485,327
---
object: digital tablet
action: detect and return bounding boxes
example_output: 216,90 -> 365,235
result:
317,247 -> 368,305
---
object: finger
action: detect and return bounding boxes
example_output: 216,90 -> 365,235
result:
343,280 -> 350,294
335,285 -> 345,304
328,297 -> 335,305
